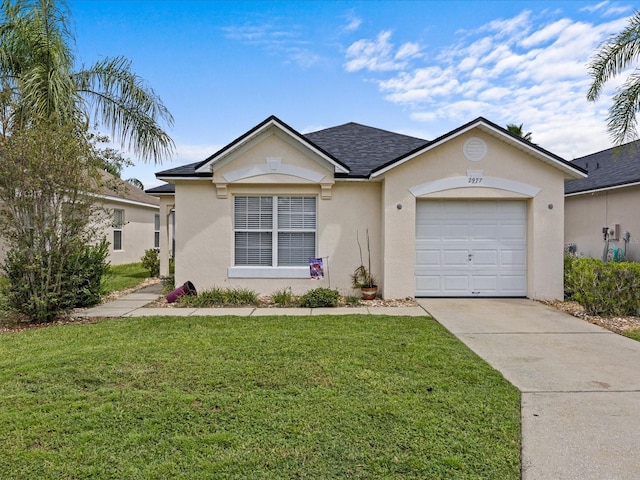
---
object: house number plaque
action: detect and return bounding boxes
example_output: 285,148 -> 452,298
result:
467,170 -> 484,184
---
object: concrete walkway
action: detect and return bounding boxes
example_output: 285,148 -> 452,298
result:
417,298 -> 640,480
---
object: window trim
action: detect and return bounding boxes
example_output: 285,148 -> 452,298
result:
154,213 -> 160,249
113,209 -> 124,251
232,195 -> 317,276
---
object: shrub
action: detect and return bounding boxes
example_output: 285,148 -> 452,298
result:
65,238 -> 110,308
271,287 -> 298,307
565,254 -> 640,316
141,249 -> 160,277
1,238 -> 110,320
299,287 -> 340,308
179,287 -> 258,307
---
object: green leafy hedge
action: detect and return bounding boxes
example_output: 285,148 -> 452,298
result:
299,287 -> 340,308
565,255 -> 640,316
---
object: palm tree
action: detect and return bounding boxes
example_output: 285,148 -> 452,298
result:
506,123 -> 533,142
0,0 -> 174,162
587,10 -> 640,145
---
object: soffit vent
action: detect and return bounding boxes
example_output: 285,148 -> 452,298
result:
463,137 -> 487,162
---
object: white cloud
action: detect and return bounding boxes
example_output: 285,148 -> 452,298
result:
395,42 -> 422,60
343,13 -> 362,32
344,31 -> 420,72
346,7 -> 634,156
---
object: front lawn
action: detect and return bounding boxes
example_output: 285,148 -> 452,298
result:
0,315 -> 520,479
101,262 -> 151,295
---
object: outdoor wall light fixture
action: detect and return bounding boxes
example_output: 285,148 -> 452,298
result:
548,204 -> 553,210
396,203 -> 403,210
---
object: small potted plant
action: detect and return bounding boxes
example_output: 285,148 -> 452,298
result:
351,229 -> 378,300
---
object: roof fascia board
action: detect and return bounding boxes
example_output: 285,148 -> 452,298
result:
93,193 -> 160,209
566,180 -> 640,196
371,118 -> 587,180
194,117 -> 349,175
156,176 -> 211,183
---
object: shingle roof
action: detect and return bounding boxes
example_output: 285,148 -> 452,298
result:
304,122 -> 429,177
155,116 -> 582,186
99,170 -> 159,207
565,140 -> 640,194
146,183 -> 177,195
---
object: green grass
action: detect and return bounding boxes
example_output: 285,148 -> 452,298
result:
101,262 -> 150,295
624,329 -> 640,342
0,315 -> 520,479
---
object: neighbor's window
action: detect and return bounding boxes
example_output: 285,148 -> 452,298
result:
154,214 -> 160,249
113,209 -> 124,251
234,196 -> 316,267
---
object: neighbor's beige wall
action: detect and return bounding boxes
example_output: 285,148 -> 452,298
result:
380,130 -> 567,300
565,185 -> 640,262
101,200 -> 159,265
173,179 -> 381,296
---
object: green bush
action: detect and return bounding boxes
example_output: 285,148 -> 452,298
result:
565,254 -> 640,316
141,249 -> 160,277
299,287 -> 340,308
1,238 -> 110,320
271,287 -> 298,307
65,238 -> 111,308
179,286 -> 258,307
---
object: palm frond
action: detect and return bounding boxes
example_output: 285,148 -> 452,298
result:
74,56 -> 175,163
607,71 -> 640,144
587,10 -> 640,101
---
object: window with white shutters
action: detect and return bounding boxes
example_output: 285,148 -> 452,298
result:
234,196 -> 316,267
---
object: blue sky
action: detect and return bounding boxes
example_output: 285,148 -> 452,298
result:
68,0 -> 635,189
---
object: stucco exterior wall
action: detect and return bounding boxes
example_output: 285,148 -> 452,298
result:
565,185 -> 640,262
380,130 -> 566,300
173,179 -> 381,296
100,200 -> 159,265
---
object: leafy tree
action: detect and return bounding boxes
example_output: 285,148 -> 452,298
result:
587,10 -> 640,145
0,0 -> 173,320
506,123 -> 533,142
0,123 -> 109,321
0,0 -> 174,161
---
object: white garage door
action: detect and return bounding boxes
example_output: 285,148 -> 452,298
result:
416,200 -> 527,297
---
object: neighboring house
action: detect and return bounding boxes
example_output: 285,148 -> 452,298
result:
565,140 -> 640,262
149,116 -> 586,300
0,171 -> 160,267
97,170 -> 160,265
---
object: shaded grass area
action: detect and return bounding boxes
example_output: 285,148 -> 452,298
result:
0,315 -> 520,479
101,262 -> 150,295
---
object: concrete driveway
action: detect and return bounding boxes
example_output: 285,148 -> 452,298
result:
417,298 -> 640,480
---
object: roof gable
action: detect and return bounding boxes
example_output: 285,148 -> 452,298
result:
193,116 -> 349,175
371,117 -> 587,180
565,140 -> 640,194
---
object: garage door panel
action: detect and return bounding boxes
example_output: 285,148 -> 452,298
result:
443,249 -> 470,266
472,275 -> 498,292
472,249 -> 498,265
443,224 -> 469,240
443,275 -> 469,293
416,200 -> 526,297
500,275 -> 527,292
416,249 -> 440,266
500,249 -> 526,266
